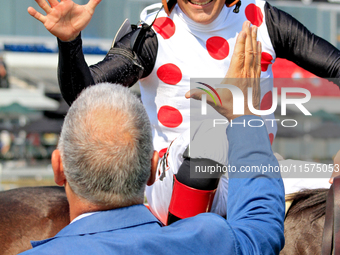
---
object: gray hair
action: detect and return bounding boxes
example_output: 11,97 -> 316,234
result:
58,83 -> 153,206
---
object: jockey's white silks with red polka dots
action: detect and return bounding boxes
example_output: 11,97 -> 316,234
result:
140,1 -> 277,223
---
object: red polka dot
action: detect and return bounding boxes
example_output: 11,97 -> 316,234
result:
152,17 -> 176,39
206,37 -> 230,60
158,106 -> 183,128
245,4 -> 263,27
159,148 -> 168,158
269,133 -> 274,145
157,64 -> 182,85
261,52 -> 273,72
260,91 -> 273,110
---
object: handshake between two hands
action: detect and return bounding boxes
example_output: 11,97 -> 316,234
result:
185,21 -> 262,121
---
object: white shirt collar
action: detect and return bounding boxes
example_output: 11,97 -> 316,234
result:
175,4 -> 231,32
70,211 -> 99,224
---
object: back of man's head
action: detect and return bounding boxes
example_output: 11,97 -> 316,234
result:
58,83 -> 153,207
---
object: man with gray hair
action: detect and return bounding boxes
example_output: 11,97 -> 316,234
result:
20,29 -> 284,255
56,83 -> 155,210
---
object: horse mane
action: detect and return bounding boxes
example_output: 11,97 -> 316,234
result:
286,188 -> 329,222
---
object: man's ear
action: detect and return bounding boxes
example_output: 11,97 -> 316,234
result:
147,151 -> 159,186
51,149 -> 66,186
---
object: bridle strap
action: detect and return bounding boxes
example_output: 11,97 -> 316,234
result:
334,177 -> 340,254
322,176 -> 340,254
322,185 -> 334,255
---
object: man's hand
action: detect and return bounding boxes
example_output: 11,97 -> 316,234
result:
185,21 -> 262,120
27,0 -> 101,42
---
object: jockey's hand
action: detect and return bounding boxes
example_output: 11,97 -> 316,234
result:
28,0 -> 101,42
330,149 -> 340,184
185,21 -> 261,121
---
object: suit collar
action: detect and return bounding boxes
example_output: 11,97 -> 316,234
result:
31,204 -> 161,247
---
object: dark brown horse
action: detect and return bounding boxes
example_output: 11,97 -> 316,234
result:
0,186 -> 330,255
281,188 -> 328,255
0,186 -> 69,255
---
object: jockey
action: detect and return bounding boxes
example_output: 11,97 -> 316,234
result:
28,0 -> 340,224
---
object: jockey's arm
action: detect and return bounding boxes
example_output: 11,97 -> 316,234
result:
265,2 -> 340,86
58,25 -> 158,105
